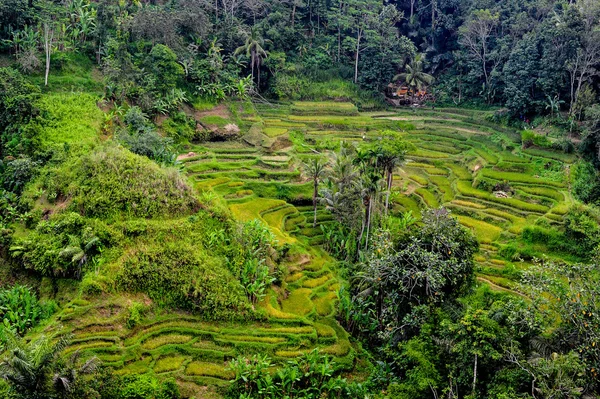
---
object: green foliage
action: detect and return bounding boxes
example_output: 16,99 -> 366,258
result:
0,285 -> 52,338
573,161 -> 600,205
117,107 -> 177,164
9,212 -> 106,277
119,375 -> 179,399
126,302 -> 146,329
35,92 -> 103,151
147,45 -> 184,93
0,67 -> 40,157
25,145 -> 198,219
227,350 -> 368,399
117,241 -> 251,320
229,220 -> 278,303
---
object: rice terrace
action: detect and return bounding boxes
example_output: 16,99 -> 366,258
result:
3,1 -> 600,398
27,100 -> 578,397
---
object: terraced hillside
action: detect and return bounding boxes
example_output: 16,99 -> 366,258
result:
183,101 -> 576,295
44,101 -> 575,396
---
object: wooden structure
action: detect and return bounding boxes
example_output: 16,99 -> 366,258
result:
385,83 -> 433,106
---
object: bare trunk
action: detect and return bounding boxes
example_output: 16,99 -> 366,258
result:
291,3 -> 296,28
431,0 -> 436,48
472,354 -> 478,395
43,23 -> 53,87
313,180 -> 318,227
354,31 -> 361,83
385,169 -> 393,213
364,197 -> 372,251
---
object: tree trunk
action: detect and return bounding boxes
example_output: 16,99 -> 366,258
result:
385,169 -> 393,213
291,3 -> 296,28
313,179 -> 318,227
354,31 -> 361,83
472,354 -> 478,395
364,197 -> 372,251
43,22 -> 53,87
431,0 -> 436,49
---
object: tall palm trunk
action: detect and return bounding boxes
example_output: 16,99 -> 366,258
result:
364,197 -> 372,250
385,168 -> 393,213
313,178 -> 319,227
354,30 -> 361,83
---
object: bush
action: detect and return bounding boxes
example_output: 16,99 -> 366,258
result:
26,144 -> 199,219
9,212 -> 111,277
0,285 -> 53,337
0,67 -> 40,157
119,375 -> 179,399
126,302 -> 146,328
117,241 -> 251,320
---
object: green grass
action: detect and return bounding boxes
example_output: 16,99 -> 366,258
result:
264,127 -> 289,137
200,115 -> 230,127
456,181 -> 549,213
36,92 -> 103,150
154,356 -> 187,373
414,188 -> 439,208
479,169 -> 566,188
456,215 -> 503,243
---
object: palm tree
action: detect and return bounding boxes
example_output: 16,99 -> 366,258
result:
303,157 -> 328,227
234,29 -> 268,86
0,334 -> 71,399
393,54 -> 435,93
353,148 -> 384,250
53,351 -> 99,398
378,138 -> 410,212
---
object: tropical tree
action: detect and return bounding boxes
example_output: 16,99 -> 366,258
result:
393,54 -> 434,91
302,157 -> 328,227
353,149 -> 383,250
0,334 -> 71,399
377,136 -> 411,212
234,28 -> 268,86
53,351 -> 100,398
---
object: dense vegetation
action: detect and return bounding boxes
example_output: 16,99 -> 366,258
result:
2,0 -> 600,398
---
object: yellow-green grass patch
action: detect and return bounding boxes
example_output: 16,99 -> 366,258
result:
414,188 -> 439,208
446,163 -> 472,180
302,274 -> 334,289
456,215 -> 503,243
186,361 -> 232,379
281,288 -> 314,316
408,174 -> 428,186
479,169 -> 566,187
141,334 -> 193,350
451,200 -> 486,209
264,127 -> 288,137
154,356 -> 187,373
219,335 -> 287,344
313,292 -> 338,316
229,198 -> 287,222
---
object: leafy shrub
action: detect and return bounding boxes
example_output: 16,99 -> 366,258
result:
117,241 -> 251,320
0,67 -> 40,157
126,302 -> 146,329
572,161 -> 600,205
119,375 -> 179,399
26,145 -> 199,219
228,220 -> 278,303
0,285 -> 53,337
9,212 -> 110,277
228,350 -> 368,399
118,106 -> 177,164
521,130 -> 551,148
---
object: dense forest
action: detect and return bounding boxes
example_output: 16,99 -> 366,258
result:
2,0 -> 600,398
